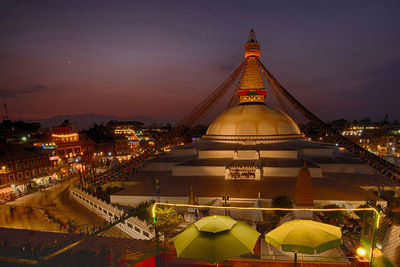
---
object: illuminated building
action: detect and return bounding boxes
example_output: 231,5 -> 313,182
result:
342,125 -> 397,157
51,122 -> 95,171
0,144 -> 52,201
111,30 -> 394,212
113,126 -> 139,155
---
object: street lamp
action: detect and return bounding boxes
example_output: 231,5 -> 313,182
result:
356,247 -> 366,257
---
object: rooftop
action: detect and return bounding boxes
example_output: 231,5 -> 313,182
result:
174,139 -> 334,151
114,171 -> 389,201
0,144 -> 50,162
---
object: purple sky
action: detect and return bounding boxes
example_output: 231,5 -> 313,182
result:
1,0 -> 400,122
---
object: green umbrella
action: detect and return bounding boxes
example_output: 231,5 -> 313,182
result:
194,215 -> 236,233
172,215 -> 260,264
265,219 -> 342,266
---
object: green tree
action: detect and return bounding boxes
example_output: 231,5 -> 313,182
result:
134,200 -> 154,222
152,206 -> 183,238
151,206 -> 183,261
271,195 -> 293,218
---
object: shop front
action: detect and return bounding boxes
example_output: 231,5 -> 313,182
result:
32,173 -> 60,188
11,181 -> 28,198
0,185 -> 13,201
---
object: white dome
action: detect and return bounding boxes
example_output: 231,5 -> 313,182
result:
205,104 -> 301,142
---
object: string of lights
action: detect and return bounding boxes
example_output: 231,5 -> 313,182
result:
152,202 -> 380,227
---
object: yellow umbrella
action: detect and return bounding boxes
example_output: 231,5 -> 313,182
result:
265,219 -> 342,266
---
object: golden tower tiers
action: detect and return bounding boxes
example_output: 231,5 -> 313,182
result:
238,29 -> 267,104
204,29 -> 302,144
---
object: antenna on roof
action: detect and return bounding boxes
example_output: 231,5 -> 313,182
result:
3,103 -> 9,120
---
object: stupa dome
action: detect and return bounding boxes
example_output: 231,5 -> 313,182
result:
204,104 -> 302,143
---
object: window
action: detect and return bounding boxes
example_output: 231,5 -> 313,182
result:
108,212 -> 112,216
9,174 -> 14,181
32,169 -> 36,177
17,172 -> 23,180
134,226 -> 141,233
127,223 -> 133,229
16,162 -> 21,170
37,159 -> 41,166
143,232 -> 150,237
25,171 -> 30,179
31,159 -> 35,167
23,160 -> 28,168
93,204 -> 97,208
7,162 -> 13,172
103,210 -> 107,214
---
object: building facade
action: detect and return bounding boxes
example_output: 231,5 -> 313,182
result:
52,123 -> 95,173
0,144 -> 53,200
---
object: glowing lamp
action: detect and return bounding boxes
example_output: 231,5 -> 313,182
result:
356,247 -> 366,257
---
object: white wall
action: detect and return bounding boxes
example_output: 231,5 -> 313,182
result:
70,187 -> 153,240
198,150 -> 234,158
235,150 -> 259,159
260,150 -> 298,158
172,166 -> 226,176
263,167 -> 322,177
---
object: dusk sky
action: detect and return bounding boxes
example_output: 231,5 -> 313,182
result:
1,0 -> 400,122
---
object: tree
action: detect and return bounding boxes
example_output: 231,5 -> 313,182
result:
271,195 -> 293,218
134,200 -> 154,222
151,206 -> 183,262
152,206 -> 183,239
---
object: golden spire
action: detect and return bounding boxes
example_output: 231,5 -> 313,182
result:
238,29 -> 267,104
244,28 -> 261,59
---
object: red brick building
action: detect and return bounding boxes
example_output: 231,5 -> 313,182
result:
0,144 -> 52,200
0,144 -> 52,184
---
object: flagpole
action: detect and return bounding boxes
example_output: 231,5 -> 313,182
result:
155,178 -> 161,267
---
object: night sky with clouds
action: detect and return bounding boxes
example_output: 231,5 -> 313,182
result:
1,0 -> 400,122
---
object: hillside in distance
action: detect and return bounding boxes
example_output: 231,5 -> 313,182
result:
32,113 -> 176,129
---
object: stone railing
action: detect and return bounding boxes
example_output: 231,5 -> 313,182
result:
70,187 -> 153,240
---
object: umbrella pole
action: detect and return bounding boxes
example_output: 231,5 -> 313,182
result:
294,252 -> 297,267
301,253 -> 303,267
